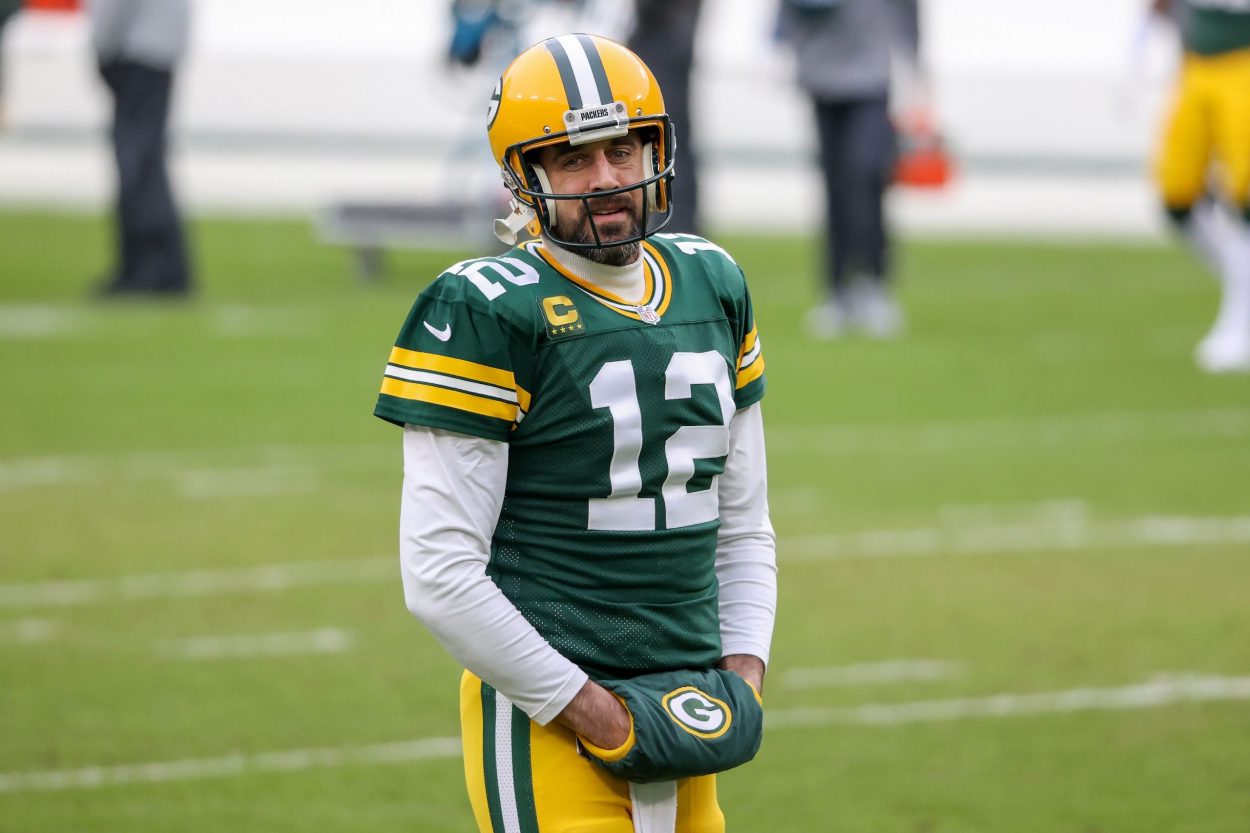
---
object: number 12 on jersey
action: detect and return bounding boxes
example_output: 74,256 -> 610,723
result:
587,351 -> 736,532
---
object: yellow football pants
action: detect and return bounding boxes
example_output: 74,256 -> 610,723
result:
1156,47 -> 1250,212
459,671 -> 725,833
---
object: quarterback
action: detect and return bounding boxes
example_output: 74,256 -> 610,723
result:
374,34 -> 778,833
1152,0 -> 1250,372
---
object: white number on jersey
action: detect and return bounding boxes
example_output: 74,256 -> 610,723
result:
449,257 -> 540,301
587,352 -> 733,532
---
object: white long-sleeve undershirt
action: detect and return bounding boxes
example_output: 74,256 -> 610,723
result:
399,403 -> 777,725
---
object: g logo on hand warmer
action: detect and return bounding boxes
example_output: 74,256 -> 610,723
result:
661,687 -> 732,739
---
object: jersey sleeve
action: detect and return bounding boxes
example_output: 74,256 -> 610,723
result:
373,281 -> 531,441
733,276 -> 766,410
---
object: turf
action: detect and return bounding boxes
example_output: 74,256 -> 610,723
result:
1,209 -> 1247,832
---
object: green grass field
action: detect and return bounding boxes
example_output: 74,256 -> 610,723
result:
1,209 -> 1247,832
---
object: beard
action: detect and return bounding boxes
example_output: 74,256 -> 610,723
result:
566,197 -> 643,267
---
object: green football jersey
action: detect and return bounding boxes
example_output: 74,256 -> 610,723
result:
375,234 -> 767,679
1181,0 -> 1250,55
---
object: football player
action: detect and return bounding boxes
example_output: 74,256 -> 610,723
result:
1152,0 -> 1250,372
375,34 -> 778,832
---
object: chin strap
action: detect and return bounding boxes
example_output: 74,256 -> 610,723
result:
493,201 -> 537,245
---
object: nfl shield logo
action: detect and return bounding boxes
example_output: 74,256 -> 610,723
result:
637,306 -> 661,325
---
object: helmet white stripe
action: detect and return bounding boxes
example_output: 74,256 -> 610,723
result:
554,34 -> 607,108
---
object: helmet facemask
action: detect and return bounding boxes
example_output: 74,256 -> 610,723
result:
504,121 -> 675,257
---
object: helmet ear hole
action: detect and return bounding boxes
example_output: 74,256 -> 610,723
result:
527,163 -> 559,230
642,141 -> 666,212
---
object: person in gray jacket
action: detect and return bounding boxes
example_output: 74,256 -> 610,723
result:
777,0 -> 920,338
91,0 -> 192,297
0,0 -> 21,128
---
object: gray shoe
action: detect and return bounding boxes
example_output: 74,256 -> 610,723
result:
854,282 -> 905,339
804,300 -> 852,339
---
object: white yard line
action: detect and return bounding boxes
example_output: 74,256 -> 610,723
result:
766,674 -> 1250,728
784,514 -> 1250,562
782,660 -> 965,689
0,446 -> 388,493
211,305 -> 323,339
0,456 -> 95,492
0,304 -> 319,341
158,628 -> 354,660
0,737 -> 461,794
175,466 -> 318,499
2,509 -> 1247,610
767,407 -> 1250,456
2,407 -> 1245,494
0,617 -> 58,643
0,305 -> 89,340
4,674 -> 1248,793
0,558 -> 393,610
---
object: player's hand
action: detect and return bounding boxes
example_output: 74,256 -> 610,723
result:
717,654 -> 765,695
583,668 -> 766,782
555,679 -> 632,750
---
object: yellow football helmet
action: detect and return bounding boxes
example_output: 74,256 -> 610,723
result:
487,33 -> 675,249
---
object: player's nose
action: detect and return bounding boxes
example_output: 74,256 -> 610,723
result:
585,150 -> 627,191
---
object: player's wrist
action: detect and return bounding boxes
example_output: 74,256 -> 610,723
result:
717,654 -> 766,694
555,680 -> 632,749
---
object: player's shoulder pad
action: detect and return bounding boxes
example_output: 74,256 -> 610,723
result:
647,232 -> 747,293
417,246 -> 552,326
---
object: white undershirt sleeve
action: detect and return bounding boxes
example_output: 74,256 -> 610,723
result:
399,425 -> 588,725
715,403 -> 779,667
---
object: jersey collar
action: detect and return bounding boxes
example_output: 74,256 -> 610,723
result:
530,238 -> 673,322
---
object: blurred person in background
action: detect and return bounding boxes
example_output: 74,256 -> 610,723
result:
776,0 -> 920,339
444,0 -> 635,235
0,0 -> 20,128
629,0 -> 703,235
90,0 -> 192,298
1150,0 -> 1250,373
375,33 -> 776,833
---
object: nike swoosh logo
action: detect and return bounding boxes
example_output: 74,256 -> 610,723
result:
423,321 -> 452,342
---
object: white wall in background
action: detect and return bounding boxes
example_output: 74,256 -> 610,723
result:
4,0 -> 1179,160
0,0 -> 1179,233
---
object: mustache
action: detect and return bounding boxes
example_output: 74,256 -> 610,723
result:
583,196 -> 636,216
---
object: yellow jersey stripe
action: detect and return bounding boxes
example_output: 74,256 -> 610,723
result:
738,327 -> 760,369
380,377 -> 518,422
736,356 -> 765,389
741,326 -> 758,355
389,347 -> 515,390
642,242 -> 674,317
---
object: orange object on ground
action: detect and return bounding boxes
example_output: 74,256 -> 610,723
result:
894,109 -> 955,189
24,0 -> 81,12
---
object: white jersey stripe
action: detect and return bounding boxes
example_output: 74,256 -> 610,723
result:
384,365 -> 518,404
556,35 -> 605,108
494,692 -> 522,833
740,338 -> 762,369
643,248 -> 667,310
